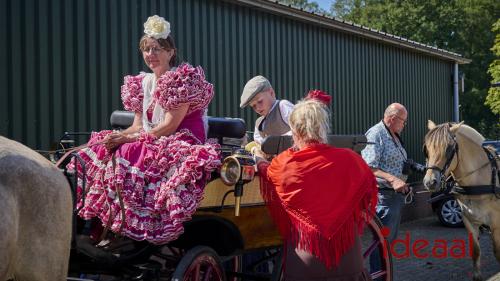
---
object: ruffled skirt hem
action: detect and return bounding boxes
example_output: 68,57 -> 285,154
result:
67,129 -> 221,244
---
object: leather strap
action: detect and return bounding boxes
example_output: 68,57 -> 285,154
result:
453,185 -> 500,195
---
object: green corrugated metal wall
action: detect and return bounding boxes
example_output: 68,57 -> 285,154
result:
1,0 -> 454,162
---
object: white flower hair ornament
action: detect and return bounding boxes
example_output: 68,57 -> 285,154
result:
143,15 -> 170,39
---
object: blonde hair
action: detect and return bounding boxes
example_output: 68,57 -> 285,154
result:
424,123 -> 455,160
289,99 -> 330,144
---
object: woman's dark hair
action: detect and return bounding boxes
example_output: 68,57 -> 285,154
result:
139,34 -> 178,67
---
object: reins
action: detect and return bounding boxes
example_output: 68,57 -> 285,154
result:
453,158 -> 491,183
425,129 -> 500,198
53,140 -> 127,243
98,154 -> 127,243
452,147 -> 500,198
54,140 -> 107,168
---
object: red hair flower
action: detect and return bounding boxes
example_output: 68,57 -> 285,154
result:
306,89 -> 331,106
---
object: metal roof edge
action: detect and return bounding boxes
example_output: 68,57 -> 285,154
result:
228,0 -> 471,64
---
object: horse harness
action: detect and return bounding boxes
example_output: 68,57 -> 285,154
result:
424,130 -> 500,199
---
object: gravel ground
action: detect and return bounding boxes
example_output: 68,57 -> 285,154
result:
392,216 -> 500,281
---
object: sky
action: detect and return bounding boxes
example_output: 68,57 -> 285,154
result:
314,0 -> 332,11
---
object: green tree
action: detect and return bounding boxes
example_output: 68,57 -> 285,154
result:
486,19 -> 500,115
279,0 -> 329,14
332,0 -> 500,138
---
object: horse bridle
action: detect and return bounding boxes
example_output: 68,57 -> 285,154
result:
424,135 -> 459,182
424,130 -> 500,198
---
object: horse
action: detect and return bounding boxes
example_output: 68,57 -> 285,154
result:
422,121 -> 500,281
0,136 -> 72,281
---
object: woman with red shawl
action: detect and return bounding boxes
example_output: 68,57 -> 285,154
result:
256,94 -> 378,281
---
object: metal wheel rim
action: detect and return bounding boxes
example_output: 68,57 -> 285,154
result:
183,255 -> 224,281
362,216 -> 393,281
441,199 -> 462,225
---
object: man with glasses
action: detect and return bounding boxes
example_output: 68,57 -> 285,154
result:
362,103 -> 409,279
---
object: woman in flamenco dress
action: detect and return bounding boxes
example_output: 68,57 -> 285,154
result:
68,15 -> 221,244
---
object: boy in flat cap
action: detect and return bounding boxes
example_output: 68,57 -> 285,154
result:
240,75 -> 294,146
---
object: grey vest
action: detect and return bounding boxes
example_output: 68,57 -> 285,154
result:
255,100 -> 291,138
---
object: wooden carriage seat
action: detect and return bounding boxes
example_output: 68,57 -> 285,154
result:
109,110 -> 247,142
260,134 -> 369,155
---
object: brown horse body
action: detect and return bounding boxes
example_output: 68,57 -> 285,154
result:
423,121 -> 500,281
0,136 -> 72,281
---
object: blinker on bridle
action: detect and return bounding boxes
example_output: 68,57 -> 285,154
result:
424,126 -> 500,198
424,133 -> 459,179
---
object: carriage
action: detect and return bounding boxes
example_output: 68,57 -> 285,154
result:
52,111 -> 393,281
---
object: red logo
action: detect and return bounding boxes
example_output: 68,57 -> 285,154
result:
381,227 -> 472,259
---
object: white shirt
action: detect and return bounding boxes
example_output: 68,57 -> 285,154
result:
253,100 -> 294,144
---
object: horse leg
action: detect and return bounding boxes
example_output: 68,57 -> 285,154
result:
463,217 -> 482,281
491,225 -> 500,263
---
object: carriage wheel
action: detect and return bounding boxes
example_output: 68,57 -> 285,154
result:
225,246 -> 283,281
221,255 -> 241,281
362,216 -> 393,281
171,246 -> 225,281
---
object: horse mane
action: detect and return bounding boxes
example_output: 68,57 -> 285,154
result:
425,123 -> 485,159
425,123 -> 455,159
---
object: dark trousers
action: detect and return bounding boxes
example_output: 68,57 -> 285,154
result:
369,189 -> 404,280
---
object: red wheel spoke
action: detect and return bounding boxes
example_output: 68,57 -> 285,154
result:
371,270 -> 388,279
193,261 -> 201,280
361,215 -> 393,281
204,265 -> 213,281
363,239 -> 381,258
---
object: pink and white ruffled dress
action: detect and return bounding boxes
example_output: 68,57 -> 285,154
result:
68,64 -> 221,244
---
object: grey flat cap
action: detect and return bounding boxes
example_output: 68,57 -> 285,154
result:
240,75 -> 272,108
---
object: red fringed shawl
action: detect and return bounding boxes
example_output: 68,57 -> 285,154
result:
258,143 -> 378,269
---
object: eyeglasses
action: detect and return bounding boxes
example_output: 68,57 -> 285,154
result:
142,46 -> 165,54
394,115 -> 408,125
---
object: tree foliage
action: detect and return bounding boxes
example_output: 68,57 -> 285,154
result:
279,0 -> 328,14
331,0 -> 500,138
486,19 -> 500,115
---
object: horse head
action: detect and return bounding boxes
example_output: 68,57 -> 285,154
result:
422,120 -> 462,191
423,120 -> 489,192
423,121 -> 500,281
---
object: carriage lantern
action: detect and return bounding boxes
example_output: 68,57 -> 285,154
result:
220,149 -> 255,216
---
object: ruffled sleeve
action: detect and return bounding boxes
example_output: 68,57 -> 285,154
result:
153,63 -> 214,114
121,74 -> 146,112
